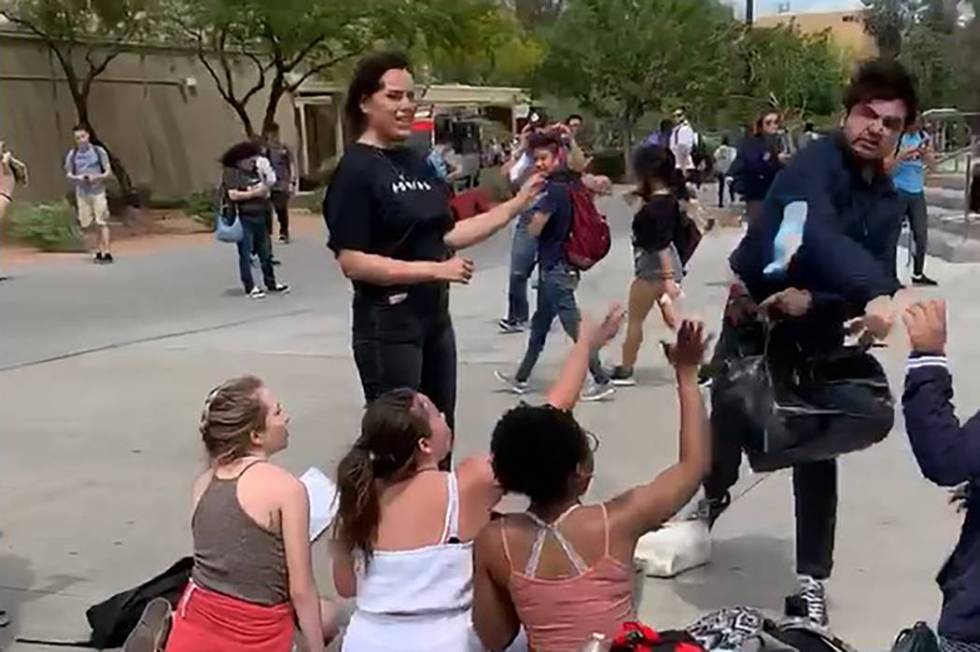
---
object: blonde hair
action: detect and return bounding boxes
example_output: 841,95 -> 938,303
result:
199,376 -> 267,463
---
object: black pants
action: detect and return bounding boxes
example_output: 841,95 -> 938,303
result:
716,173 -> 735,207
271,190 -> 290,239
897,190 -> 929,276
705,318 -> 838,580
236,217 -> 276,292
351,287 -> 457,430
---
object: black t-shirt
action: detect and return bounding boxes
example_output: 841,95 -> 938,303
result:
632,194 -> 682,252
325,143 -> 453,269
222,164 -> 270,223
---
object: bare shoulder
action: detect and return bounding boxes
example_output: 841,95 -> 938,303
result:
245,463 -> 304,500
474,516 -> 506,556
457,455 -> 495,488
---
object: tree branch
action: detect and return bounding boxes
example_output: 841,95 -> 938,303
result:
289,50 -> 361,91
284,34 -> 327,72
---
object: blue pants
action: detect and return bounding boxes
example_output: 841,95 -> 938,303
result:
505,216 -> 538,324
236,216 -> 276,292
516,263 -> 609,384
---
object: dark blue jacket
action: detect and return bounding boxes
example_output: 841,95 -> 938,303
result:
730,133 -> 903,345
904,355 -> 980,644
731,134 -> 783,201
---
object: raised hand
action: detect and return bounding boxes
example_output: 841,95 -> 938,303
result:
514,172 -> 545,209
580,303 -> 625,350
662,320 -> 711,370
437,256 -> 475,284
902,299 -> 947,355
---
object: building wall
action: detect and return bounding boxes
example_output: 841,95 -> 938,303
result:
0,30 -> 298,202
755,10 -> 878,60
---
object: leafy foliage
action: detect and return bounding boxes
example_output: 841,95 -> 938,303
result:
9,201 -> 85,252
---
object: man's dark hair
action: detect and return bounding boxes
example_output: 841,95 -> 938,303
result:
264,122 -> 280,135
527,130 -> 562,154
344,51 -> 412,135
566,113 -> 584,124
72,124 -> 90,134
843,58 -> 919,127
220,141 -> 261,168
804,121 -> 815,132
490,405 -> 589,506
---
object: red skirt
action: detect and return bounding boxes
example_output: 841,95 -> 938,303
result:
165,582 -> 295,652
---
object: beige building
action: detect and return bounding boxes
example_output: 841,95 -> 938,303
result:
755,10 -> 878,60
0,27 -> 530,202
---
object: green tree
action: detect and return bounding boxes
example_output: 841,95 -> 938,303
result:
726,24 -> 848,125
170,0 -> 500,139
538,0 -> 734,162
0,0 -> 158,200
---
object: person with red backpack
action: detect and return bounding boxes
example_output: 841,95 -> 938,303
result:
494,131 -> 615,401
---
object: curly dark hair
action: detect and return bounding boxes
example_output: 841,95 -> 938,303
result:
844,58 -> 919,127
344,51 -> 412,136
490,404 -> 590,506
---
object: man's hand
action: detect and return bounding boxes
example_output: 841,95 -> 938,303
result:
435,256 -> 475,284
902,299 -> 947,355
663,320 -> 711,371
760,288 -> 812,318
860,294 -> 896,340
513,172 -> 545,209
724,280 -> 759,326
580,303 -> 625,351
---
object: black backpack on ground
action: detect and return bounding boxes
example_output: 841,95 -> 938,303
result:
891,622 -> 940,652
16,557 -> 191,649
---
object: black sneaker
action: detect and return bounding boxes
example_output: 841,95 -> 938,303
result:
271,257 -> 282,266
279,234 -> 290,244
912,274 -> 938,287
94,252 -> 104,264
103,252 -> 114,264
498,319 -> 527,334
268,283 -> 290,294
689,492 -> 731,530
785,575 -> 829,627
610,365 -> 637,386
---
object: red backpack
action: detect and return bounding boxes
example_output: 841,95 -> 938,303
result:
610,622 -> 706,652
563,179 -> 611,270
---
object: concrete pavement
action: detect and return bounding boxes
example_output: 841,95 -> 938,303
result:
0,192 -> 977,650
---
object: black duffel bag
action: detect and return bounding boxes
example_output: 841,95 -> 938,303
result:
711,321 -> 894,472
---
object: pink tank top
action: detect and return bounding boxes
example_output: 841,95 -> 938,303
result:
501,503 -> 634,651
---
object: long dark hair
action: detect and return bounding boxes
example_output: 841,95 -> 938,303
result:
344,51 -> 412,136
334,388 -> 431,560
219,141 -> 261,168
632,144 -> 682,201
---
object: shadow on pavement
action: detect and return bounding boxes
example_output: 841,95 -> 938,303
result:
0,551 -> 34,647
668,534 -> 797,615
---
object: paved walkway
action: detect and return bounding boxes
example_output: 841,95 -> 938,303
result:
0,193 -> 974,649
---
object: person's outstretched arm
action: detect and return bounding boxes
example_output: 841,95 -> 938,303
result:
903,300 -> 980,486
546,304 -> 625,410
443,173 -> 543,250
609,321 -> 711,538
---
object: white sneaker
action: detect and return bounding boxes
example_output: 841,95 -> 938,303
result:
494,370 -> 528,395
248,287 -> 266,299
580,379 -> 615,402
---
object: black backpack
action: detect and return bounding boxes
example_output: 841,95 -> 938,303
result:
16,557 -> 191,649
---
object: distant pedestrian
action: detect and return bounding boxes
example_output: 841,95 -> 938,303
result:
713,137 -> 737,208
730,110 -> 785,226
262,123 -> 295,244
886,117 -> 937,285
65,125 -> 113,264
797,122 -> 820,151
669,108 -> 699,186
644,119 -> 674,148
220,141 -> 289,299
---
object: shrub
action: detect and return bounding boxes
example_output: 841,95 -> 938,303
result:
9,202 -> 85,252
185,188 -> 219,229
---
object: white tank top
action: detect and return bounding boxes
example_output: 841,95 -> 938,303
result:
353,472 -> 473,615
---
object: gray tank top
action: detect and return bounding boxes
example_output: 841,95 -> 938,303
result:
191,460 -> 289,605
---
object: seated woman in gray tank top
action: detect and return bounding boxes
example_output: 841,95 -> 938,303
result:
165,376 -> 336,652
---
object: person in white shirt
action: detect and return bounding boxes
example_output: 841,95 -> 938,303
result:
251,151 -> 281,265
712,137 -> 737,208
670,108 -> 698,185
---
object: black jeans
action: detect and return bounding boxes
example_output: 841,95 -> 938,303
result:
236,217 -> 276,292
716,173 -> 735,207
351,286 -> 457,430
897,190 -> 929,276
271,190 -> 290,239
705,318 -> 838,580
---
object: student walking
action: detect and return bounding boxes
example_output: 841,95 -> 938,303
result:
886,118 -> 937,285
65,125 -> 113,263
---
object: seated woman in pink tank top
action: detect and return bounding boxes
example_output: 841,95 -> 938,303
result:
472,320 -> 711,652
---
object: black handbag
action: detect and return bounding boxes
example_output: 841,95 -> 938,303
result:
891,622 -> 940,652
711,321 -> 894,472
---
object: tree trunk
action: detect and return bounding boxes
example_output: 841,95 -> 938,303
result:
261,75 -> 287,137
622,122 -> 635,180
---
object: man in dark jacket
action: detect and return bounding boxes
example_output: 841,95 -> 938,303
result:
903,299 -> 980,652
731,110 -> 789,225
698,59 -> 917,626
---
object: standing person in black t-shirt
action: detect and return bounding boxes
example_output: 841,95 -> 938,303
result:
324,52 -> 541,430
608,145 -> 684,387
494,132 -> 616,401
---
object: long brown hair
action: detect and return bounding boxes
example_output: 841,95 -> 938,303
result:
199,376 -> 266,464
334,388 -> 431,560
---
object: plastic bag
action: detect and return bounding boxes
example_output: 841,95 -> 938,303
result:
711,322 -> 894,472
634,520 -> 711,578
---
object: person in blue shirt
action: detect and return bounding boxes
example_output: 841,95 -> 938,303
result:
886,118 -> 937,285
697,59 -> 917,626
495,131 -> 615,402
903,299 -> 980,652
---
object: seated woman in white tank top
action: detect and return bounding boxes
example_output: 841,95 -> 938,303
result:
332,388 -> 502,651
